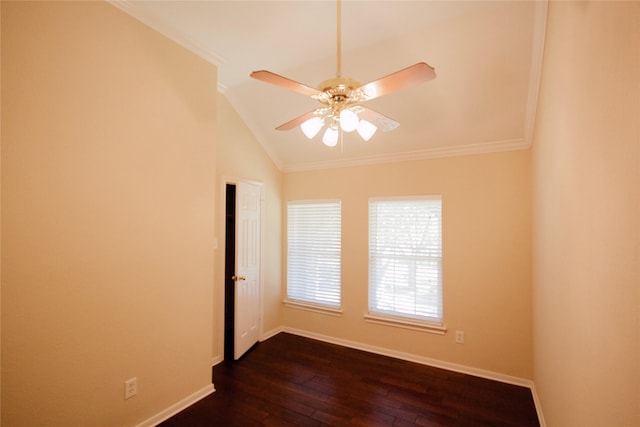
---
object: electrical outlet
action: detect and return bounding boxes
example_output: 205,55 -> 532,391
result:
124,377 -> 137,399
455,330 -> 465,344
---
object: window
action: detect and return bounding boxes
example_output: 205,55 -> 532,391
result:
286,200 -> 341,310
368,196 -> 442,326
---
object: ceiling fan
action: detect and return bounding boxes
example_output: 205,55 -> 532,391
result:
250,0 -> 436,147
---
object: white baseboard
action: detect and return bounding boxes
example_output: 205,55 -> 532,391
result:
281,327 -> 546,421
209,327 -> 281,368
529,383 -> 547,427
282,327 -> 533,388
260,326 -> 283,342
154,330 -> 545,425
136,384 -> 215,427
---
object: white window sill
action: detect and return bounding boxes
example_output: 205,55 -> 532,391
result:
283,299 -> 343,317
364,313 -> 447,335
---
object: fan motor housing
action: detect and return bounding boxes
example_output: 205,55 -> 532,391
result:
317,76 -> 361,93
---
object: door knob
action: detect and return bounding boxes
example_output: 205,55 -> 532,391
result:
232,275 -> 246,281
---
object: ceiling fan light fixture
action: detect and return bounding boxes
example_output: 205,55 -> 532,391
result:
339,108 -> 359,132
322,126 -> 339,147
300,117 -> 324,139
356,120 -> 377,141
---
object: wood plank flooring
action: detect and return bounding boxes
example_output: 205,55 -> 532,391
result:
159,333 -> 539,426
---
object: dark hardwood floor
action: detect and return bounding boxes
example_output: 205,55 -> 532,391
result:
159,333 -> 539,426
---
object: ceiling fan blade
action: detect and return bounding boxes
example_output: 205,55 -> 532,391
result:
250,70 -> 321,98
358,107 -> 400,132
357,62 -> 436,101
275,110 -> 320,131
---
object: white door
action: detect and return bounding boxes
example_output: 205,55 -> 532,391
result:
234,181 -> 261,359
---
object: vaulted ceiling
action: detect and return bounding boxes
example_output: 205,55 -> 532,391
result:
112,1 -> 547,172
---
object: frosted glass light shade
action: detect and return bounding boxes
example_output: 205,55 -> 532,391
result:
322,127 -> 339,147
339,108 -> 359,132
357,120 -> 377,141
300,117 -> 324,139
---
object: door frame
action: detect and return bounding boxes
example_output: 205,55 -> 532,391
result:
218,176 -> 265,362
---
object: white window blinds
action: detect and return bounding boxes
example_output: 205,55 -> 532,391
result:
287,200 -> 341,308
369,197 -> 442,323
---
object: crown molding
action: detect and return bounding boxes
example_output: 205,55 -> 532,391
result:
108,0 -> 226,66
282,138 -> 530,173
217,82 -> 228,94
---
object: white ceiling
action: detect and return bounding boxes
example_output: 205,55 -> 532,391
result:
111,1 -> 547,172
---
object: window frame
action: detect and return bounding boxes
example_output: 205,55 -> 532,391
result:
366,195 -> 445,334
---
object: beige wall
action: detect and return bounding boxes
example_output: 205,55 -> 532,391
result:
215,94 -> 282,359
283,150 -> 533,379
1,2 -> 217,426
532,2 -> 640,425
2,1 -> 637,426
